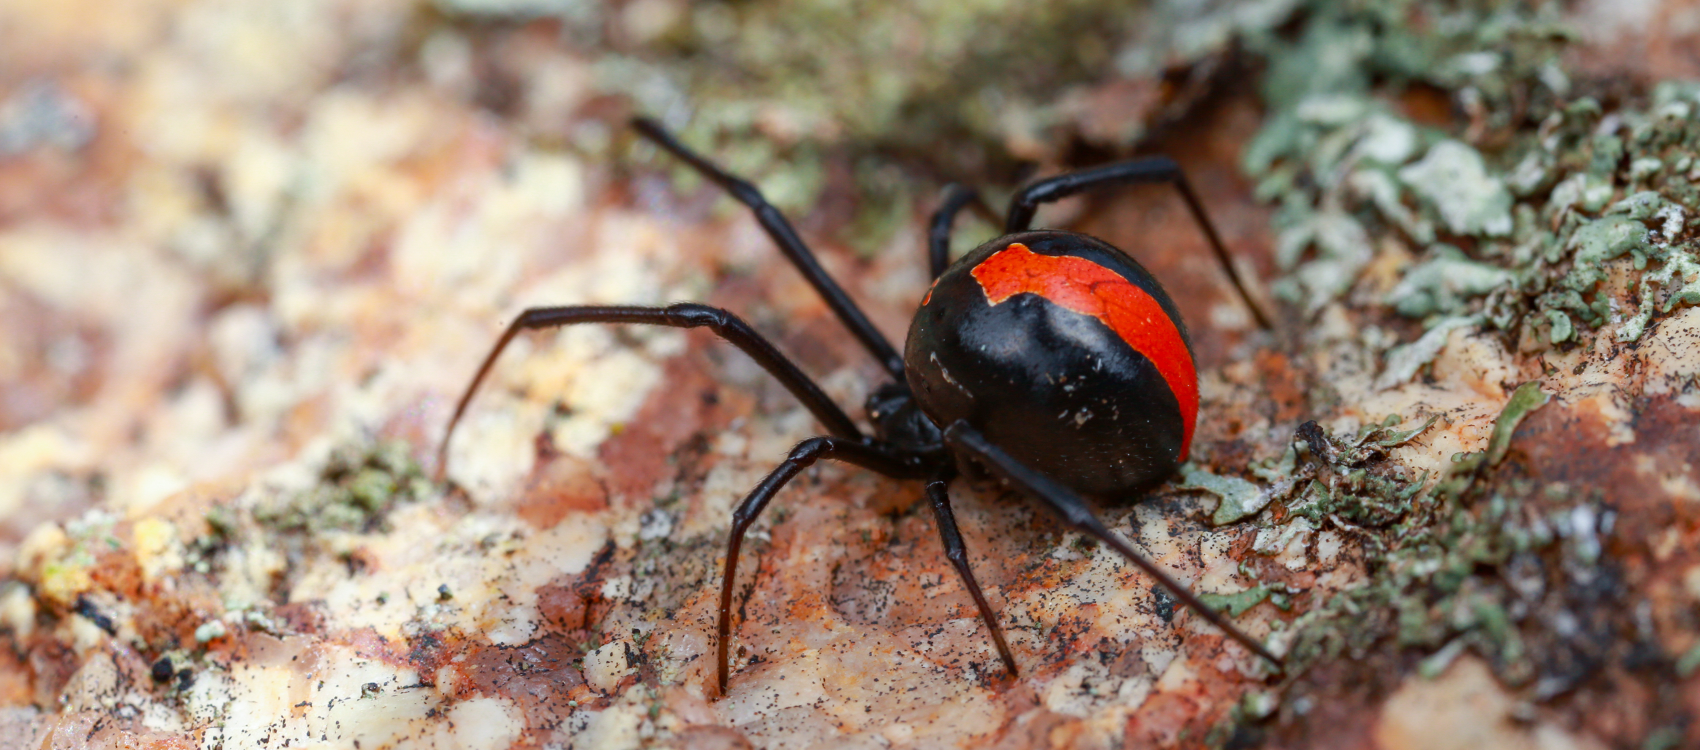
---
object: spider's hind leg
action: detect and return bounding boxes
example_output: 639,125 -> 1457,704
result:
942,420 -> 1284,669
1004,157 -> 1273,330
927,184 -> 998,279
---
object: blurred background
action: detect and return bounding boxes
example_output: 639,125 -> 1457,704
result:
4,0 -> 1700,748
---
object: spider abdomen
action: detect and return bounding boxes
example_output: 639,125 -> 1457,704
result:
904,230 -> 1196,497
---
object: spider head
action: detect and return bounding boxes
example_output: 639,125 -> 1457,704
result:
864,382 -> 942,454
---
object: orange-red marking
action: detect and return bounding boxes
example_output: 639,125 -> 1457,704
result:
970,243 -> 1196,458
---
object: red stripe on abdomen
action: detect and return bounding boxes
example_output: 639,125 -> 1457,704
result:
970,243 -> 1196,459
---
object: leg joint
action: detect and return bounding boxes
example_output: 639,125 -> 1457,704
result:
725,179 -> 765,208
785,437 -> 835,465
1062,508 -> 1103,532
664,302 -> 731,330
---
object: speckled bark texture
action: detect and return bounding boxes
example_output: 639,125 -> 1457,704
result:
3,1 -> 1700,748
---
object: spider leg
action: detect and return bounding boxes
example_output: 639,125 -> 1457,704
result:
927,184 -> 998,279
1004,157 -> 1273,330
437,303 -> 862,480
924,472 -> 1019,678
632,117 -> 906,378
718,436 -> 926,696
941,420 -> 1284,669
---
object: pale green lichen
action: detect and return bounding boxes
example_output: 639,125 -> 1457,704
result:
1244,415 -> 1433,535
1199,583 -> 1290,618
194,619 -> 228,644
1501,85 -> 1700,342
1375,315 -> 1479,390
1388,246 -> 1515,318
1483,382 -> 1551,466
1677,642 -> 1700,678
1179,465 -> 1273,525
1622,251 -> 1700,341
1397,140 -> 1513,237
1270,206 -> 1375,311
1241,0 -> 1700,351
1273,386 -> 1586,693
1416,638 -> 1468,678
1366,413 -> 1440,449
1562,217 -> 1653,293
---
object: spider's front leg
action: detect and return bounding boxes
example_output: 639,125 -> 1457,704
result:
436,303 -> 861,480
923,471 -> 1019,678
715,437 -> 927,697
632,118 -> 906,378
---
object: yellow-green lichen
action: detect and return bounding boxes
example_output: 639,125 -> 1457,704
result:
253,440 -> 432,535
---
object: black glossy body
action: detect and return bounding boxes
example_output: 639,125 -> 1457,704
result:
904,231 -> 1193,497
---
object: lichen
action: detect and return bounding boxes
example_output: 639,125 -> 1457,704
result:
1677,643 -> 1700,678
253,440 -> 432,535
1374,315 -> 1480,389
1482,382 -> 1550,466
1240,0 -> 1700,348
433,0 -> 1308,251
1265,382 -> 1628,702
1198,584 -> 1290,618
1178,465 -> 1272,525
1387,246 -> 1514,318
1397,140 -> 1513,237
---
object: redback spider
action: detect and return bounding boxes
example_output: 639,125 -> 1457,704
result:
437,117 -> 1283,696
